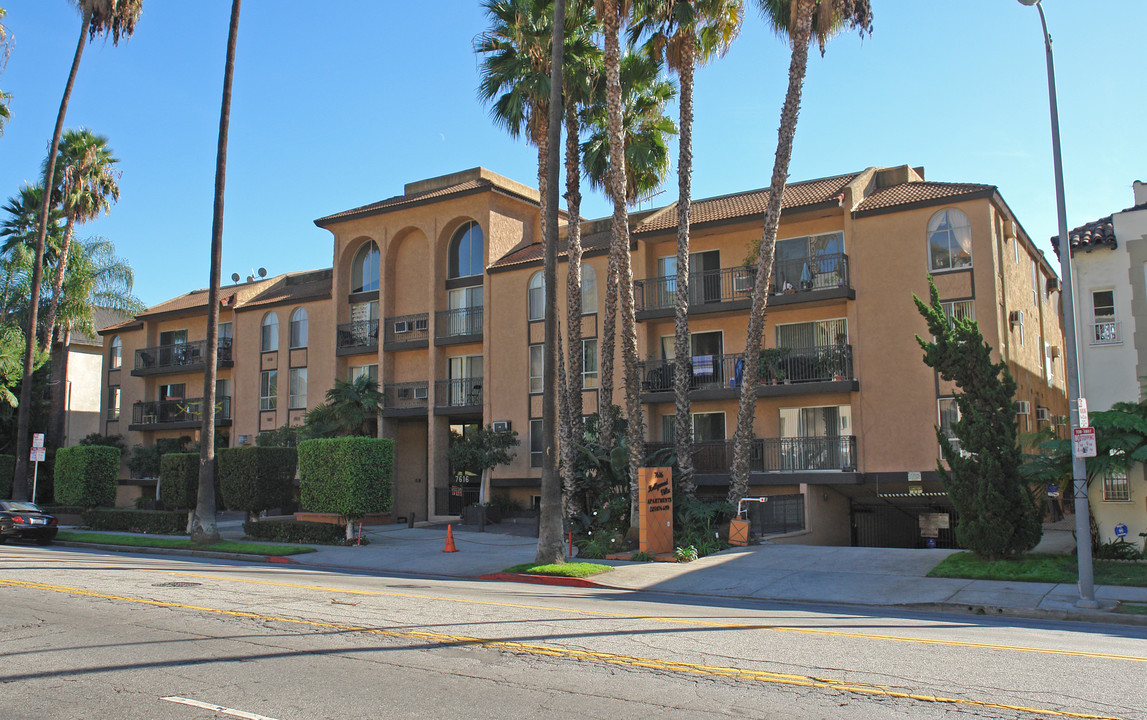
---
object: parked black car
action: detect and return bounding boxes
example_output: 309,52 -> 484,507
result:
0,500 -> 58,545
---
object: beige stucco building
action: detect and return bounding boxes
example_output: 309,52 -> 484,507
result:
99,165 -> 1069,546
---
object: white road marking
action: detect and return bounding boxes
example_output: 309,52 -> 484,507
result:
161,696 -> 280,720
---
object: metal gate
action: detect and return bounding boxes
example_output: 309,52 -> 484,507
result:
851,498 -> 960,549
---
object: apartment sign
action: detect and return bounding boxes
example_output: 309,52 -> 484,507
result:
638,467 -> 673,555
1072,427 -> 1097,458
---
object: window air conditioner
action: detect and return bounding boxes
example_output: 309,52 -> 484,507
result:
1005,220 -> 1018,239
394,320 -> 411,334
413,386 -> 428,400
414,318 -> 429,331
492,420 -> 511,433
1016,400 -> 1031,415
1009,310 -> 1023,326
1048,346 -> 1060,359
1036,407 -> 1049,422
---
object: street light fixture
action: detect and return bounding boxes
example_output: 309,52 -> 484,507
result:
1017,0 -> 1097,608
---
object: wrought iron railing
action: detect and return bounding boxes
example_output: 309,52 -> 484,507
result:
639,353 -> 746,392
1090,321 -> 1120,346
639,344 -> 853,393
648,436 -> 856,473
383,313 -> 429,345
134,339 -> 232,372
132,395 -> 232,426
336,320 -> 379,352
434,378 -> 483,408
634,266 -> 755,312
770,252 -> 850,296
435,307 -> 483,338
382,382 -> 430,410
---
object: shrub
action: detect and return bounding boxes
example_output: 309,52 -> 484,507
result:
256,425 -> 298,448
298,437 -> 394,522
242,519 -> 347,545
159,453 -> 200,509
0,453 -> 14,497
82,508 -> 187,534
54,446 -> 119,508
127,436 -> 192,479
218,446 -> 296,516
78,433 -> 127,454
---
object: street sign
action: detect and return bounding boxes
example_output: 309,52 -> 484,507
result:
1072,427 -> 1097,458
30,447 -> 45,462
1114,523 -> 1128,538
1077,397 -> 1089,429
1047,485 -> 1059,498
32,433 -> 44,449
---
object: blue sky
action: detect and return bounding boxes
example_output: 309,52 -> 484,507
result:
0,1 -> 1142,307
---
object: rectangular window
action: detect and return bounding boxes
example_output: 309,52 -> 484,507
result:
1032,259 -> 1039,308
1014,236 -> 1019,264
1091,290 -> 1118,344
289,368 -> 307,410
1018,310 -> 1025,346
350,364 -> 378,383
218,321 -> 232,341
529,344 -> 544,394
260,370 -> 277,411
940,300 -> 974,326
290,313 -> 308,348
776,318 -> 847,348
582,338 -> 598,389
1103,470 -> 1130,502
108,386 -> 120,421
159,329 -> 187,346
530,419 -> 543,468
691,412 -> 726,442
938,397 -> 960,454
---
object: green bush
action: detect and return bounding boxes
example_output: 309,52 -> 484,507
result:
159,453 -> 200,509
218,447 -> 296,515
54,446 -> 119,508
82,508 -> 187,534
0,453 -> 14,498
242,519 -> 347,544
38,504 -> 85,515
298,437 -> 393,520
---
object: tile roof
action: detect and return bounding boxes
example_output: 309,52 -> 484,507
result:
72,307 -> 133,346
314,179 -> 493,226
238,269 -> 333,311
852,181 -> 994,214
1052,202 -> 1147,257
490,228 -> 613,271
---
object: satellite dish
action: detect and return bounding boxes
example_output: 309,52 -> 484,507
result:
231,273 -> 241,283
257,267 -> 267,278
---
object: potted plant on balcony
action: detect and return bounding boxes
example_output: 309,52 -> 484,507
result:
830,334 -> 850,381
758,348 -> 790,385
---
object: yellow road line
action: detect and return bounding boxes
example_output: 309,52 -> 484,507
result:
0,578 -> 1129,720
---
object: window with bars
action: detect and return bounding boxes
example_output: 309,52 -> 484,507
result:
941,300 -> 974,326
1103,471 -> 1131,502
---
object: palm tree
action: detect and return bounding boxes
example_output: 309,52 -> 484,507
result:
0,7 -> 11,135
42,129 -> 121,355
191,0 -> 241,545
630,0 -> 743,498
302,376 -> 384,439
1,184 -> 65,322
13,0 -> 142,501
727,0 -> 871,505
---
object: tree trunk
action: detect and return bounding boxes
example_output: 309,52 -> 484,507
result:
673,35 -> 696,498
13,10 -> 90,501
42,213 -> 76,355
46,333 -> 69,453
728,1 -> 814,505
191,0 -> 242,544
562,102 -> 584,511
536,0 -> 567,565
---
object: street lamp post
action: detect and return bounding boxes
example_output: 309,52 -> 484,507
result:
1017,0 -> 1097,608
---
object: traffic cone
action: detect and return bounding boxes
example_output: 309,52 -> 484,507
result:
443,524 -> 459,553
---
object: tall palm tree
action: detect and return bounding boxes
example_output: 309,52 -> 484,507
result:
191,0 -> 241,545
0,7 -> 11,135
42,129 -> 121,355
630,0 -> 743,498
727,0 -> 871,505
1,184 -> 64,322
13,0 -> 142,501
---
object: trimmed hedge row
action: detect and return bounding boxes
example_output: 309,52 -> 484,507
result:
82,508 -> 188,534
0,453 -> 14,497
219,446 -> 296,514
242,519 -> 347,545
299,437 -> 393,520
54,446 -> 119,508
159,453 -> 200,509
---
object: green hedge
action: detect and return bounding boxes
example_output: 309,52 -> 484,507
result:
218,446 -> 296,515
242,519 -> 347,544
298,437 -> 393,520
0,453 -> 14,498
38,504 -> 85,515
159,453 -> 199,509
81,508 -> 187,534
54,446 -> 119,508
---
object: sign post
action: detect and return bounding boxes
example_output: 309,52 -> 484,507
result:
30,433 -> 45,503
637,467 -> 673,555
1072,427 -> 1097,458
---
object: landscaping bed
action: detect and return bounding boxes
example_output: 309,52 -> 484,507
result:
927,552 -> 1147,587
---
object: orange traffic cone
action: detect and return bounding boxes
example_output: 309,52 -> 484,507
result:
443,524 -> 459,553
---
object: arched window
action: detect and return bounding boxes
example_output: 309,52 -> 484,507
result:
110,336 -> 122,370
581,265 -> 597,315
261,312 -> 279,352
350,241 -> 380,293
448,221 -> 484,279
928,209 -> 972,271
289,308 -> 308,348
528,271 -> 545,321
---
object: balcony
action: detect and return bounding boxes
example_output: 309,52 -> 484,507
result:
336,319 -> 379,356
383,313 -> 429,350
382,382 -> 429,417
132,339 -> 233,376
648,436 -> 858,481
129,395 -> 232,431
638,344 -> 856,401
1090,321 -> 1121,346
435,307 -> 483,345
434,377 -> 483,415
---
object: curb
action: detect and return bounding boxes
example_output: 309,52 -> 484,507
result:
477,572 -> 604,588
51,540 -> 305,566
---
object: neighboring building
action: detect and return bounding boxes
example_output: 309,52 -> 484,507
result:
102,165 -> 1069,547
62,308 -> 132,447
1057,180 -> 1147,545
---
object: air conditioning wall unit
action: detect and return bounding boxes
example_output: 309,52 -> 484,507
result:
1036,407 -> 1050,422
394,320 -> 411,334
1005,220 -> 1018,239
1009,310 -> 1023,327
413,386 -> 428,400
1049,345 -> 1060,359
414,318 -> 429,331
1016,400 -> 1031,415
492,420 -> 512,433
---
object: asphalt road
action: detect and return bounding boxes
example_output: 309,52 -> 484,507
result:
2,545 -> 1145,720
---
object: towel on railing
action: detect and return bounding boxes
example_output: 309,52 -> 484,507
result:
693,355 -> 714,376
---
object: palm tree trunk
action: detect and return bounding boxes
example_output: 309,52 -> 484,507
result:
42,214 -> 76,355
728,1 -> 814,505
673,33 -> 696,498
562,102 -> 584,509
13,9 -> 90,501
535,0 -> 566,565
46,332 -> 68,454
192,0 -> 241,544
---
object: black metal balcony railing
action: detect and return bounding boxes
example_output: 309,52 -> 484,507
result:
382,382 -> 429,410
648,437 -> 856,473
336,319 -> 379,352
132,395 -> 232,426
383,313 -> 429,345
639,344 -> 853,393
134,339 -> 232,372
435,307 -> 483,339
635,266 -> 755,312
771,253 -> 850,296
434,378 -> 483,408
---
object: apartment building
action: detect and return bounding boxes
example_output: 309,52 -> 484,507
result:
100,165 -> 1067,546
